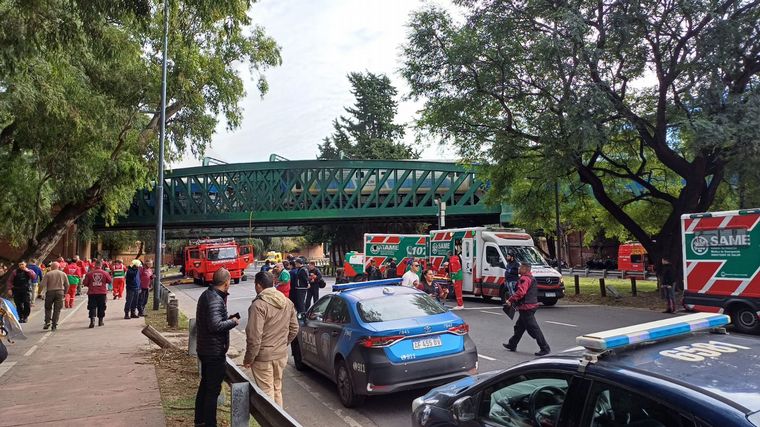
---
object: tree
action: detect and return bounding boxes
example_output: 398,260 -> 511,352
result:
0,0 -> 281,262
318,72 -> 417,160
402,0 -> 760,270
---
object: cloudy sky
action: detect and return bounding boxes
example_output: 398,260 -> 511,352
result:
174,0 -> 456,168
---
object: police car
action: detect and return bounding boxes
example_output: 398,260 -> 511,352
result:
412,313 -> 760,426
291,279 -> 478,407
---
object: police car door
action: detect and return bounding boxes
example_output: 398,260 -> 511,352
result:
301,296 -> 333,368
318,297 -> 352,375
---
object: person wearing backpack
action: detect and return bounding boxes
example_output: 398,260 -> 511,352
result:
7,261 -> 36,323
289,258 -> 309,313
123,260 -> 141,319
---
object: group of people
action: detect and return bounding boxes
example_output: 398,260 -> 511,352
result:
3,255 -> 155,330
194,268 -> 298,427
260,257 -> 326,313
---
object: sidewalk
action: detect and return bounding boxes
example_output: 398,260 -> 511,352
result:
0,295 -> 165,427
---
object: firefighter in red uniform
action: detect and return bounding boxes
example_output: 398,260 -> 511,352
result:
63,260 -> 83,308
448,252 -> 464,310
111,259 -> 126,299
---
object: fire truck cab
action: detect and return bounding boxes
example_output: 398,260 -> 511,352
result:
429,227 -> 565,305
618,242 -> 653,274
184,239 -> 245,286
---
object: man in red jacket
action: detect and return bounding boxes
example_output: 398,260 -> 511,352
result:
82,260 -> 112,328
503,262 -> 550,356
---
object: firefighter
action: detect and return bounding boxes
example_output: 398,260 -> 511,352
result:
63,259 -> 83,309
111,259 -> 126,300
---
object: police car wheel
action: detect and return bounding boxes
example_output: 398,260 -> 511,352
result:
733,305 -> 760,334
336,361 -> 365,407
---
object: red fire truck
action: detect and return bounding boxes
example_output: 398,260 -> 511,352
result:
617,242 -> 653,274
183,239 -> 252,285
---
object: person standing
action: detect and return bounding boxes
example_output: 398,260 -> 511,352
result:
27,259 -> 43,305
243,271 -> 298,407
138,260 -> 154,317
194,268 -> 239,427
111,259 -> 126,300
289,258 -> 309,313
401,261 -> 421,288
63,260 -> 83,308
335,267 -> 350,284
7,261 -> 36,323
124,260 -> 141,319
272,262 -> 290,298
502,252 -> 520,303
73,255 -> 84,295
503,262 -> 551,356
305,261 -> 323,308
660,258 -> 677,313
386,258 -> 398,279
365,259 -> 383,281
82,260 -> 112,328
40,261 -> 68,330
448,252 -> 464,310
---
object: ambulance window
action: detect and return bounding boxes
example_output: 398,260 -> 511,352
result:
585,382 -> 696,427
486,246 -> 503,268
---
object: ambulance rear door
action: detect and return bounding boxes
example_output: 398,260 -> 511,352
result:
462,233 -> 475,292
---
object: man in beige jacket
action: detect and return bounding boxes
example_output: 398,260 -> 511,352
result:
243,271 -> 299,406
40,261 -> 69,330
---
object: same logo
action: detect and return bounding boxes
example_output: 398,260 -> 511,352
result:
691,235 -> 710,256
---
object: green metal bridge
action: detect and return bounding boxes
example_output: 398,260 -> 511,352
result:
103,159 -> 506,230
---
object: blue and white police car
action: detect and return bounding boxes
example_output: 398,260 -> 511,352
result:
412,312 -> 760,426
292,279 -> 478,407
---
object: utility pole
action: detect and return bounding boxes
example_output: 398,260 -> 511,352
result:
153,0 -> 169,311
554,181 -> 562,274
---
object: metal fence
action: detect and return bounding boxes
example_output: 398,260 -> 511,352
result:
565,267 -> 653,280
188,318 -> 302,427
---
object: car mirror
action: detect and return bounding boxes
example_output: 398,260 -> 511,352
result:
451,396 -> 475,422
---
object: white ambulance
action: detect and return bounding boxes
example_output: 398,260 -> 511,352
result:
682,208 -> 760,334
429,227 -> 565,305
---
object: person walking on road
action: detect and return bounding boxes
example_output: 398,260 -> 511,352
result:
289,258 -> 309,313
305,261 -> 323,309
63,260 -> 83,309
123,260 -> 141,319
243,271 -> 298,407
449,252 -> 464,310
194,268 -> 239,427
40,261 -> 68,330
82,260 -> 112,328
503,262 -> 551,356
138,260 -> 154,317
660,258 -> 677,313
7,261 -> 36,323
502,252 -> 520,303
401,261 -> 421,288
27,259 -> 43,306
111,259 -> 126,300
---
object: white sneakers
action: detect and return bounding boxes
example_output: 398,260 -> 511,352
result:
451,305 -> 464,310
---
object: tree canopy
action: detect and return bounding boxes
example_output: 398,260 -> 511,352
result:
318,71 -> 418,160
402,0 -> 760,265
0,0 -> 281,261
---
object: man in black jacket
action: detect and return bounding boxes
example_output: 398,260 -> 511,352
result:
194,268 -> 239,427
289,258 -> 309,313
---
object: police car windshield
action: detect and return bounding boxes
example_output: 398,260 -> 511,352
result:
500,246 -> 546,266
357,293 -> 447,323
206,247 -> 237,261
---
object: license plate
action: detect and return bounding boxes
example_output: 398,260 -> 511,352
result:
544,292 -> 556,297
413,337 -> 442,350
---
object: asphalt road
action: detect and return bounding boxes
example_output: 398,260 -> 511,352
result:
171,266 -> 675,427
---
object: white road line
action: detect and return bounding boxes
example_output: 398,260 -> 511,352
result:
480,310 -> 502,316
545,321 -> 578,327
24,345 -> 38,357
478,354 -> 497,361
0,362 -> 17,379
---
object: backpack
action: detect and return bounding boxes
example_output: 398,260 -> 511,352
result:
12,270 -> 30,289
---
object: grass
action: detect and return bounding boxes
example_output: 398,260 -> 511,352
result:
144,293 -> 257,427
561,275 -> 668,310
563,276 -> 658,296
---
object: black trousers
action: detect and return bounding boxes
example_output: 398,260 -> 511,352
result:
508,308 -> 550,352
194,354 -> 226,427
124,288 -> 139,314
44,290 -> 64,325
13,288 -> 31,320
87,294 -> 107,319
290,288 -> 307,313
304,285 -> 319,309
138,288 -> 150,314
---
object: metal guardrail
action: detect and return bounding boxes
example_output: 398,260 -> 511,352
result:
565,267 -> 652,280
188,318 -> 302,427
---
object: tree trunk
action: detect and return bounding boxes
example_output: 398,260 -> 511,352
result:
135,240 -> 145,260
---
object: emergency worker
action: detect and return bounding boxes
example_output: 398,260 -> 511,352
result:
111,259 -> 126,299
82,260 -> 112,328
502,252 -> 520,303
503,262 -> 551,356
63,259 -> 83,308
449,251 -> 464,310
272,262 -> 290,298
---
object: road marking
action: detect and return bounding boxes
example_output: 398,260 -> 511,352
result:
478,353 -> 497,361
24,345 -> 38,357
0,362 -> 17,379
289,375 -> 367,427
480,310 -> 502,316
545,321 -> 578,327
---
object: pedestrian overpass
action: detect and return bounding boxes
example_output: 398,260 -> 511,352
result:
101,159 -> 507,231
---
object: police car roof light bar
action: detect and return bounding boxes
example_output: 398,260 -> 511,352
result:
332,278 -> 403,292
576,313 -> 730,352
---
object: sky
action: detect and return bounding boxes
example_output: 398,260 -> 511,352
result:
173,0 -> 457,169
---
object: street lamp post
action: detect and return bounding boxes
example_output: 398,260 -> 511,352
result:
153,0 -> 169,311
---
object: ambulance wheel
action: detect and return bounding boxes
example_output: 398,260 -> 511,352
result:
233,278 -> 240,284
542,298 -> 558,306
336,360 -> 365,408
732,305 -> 760,334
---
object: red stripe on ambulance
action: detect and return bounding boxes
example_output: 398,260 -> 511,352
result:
687,261 -> 723,292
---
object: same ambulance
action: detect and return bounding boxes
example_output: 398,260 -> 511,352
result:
429,227 -> 565,305
682,208 -> 760,334
363,233 -> 429,277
